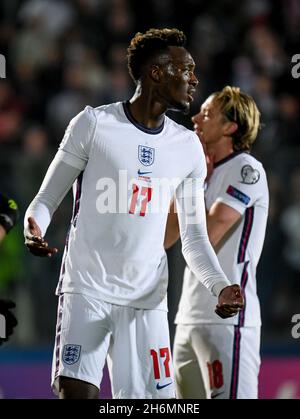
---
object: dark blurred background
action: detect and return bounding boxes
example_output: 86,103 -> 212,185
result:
0,0 -> 299,399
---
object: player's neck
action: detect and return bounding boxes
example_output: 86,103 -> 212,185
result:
207,137 -> 234,164
128,85 -> 165,129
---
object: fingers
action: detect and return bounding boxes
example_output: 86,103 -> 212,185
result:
215,308 -> 237,319
215,302 -> 243,319
25,224 -> 58,257
25,237 -> 58,257
219,285 -> 244,309
215,307 -> 234,319
215,305 -> 237,319
221,302 -> 243,312
231,301 -> 244,308
26,243 -> 58,257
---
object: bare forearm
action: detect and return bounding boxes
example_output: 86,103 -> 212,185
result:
206,202 -> 241,249
206,219 -> 225,249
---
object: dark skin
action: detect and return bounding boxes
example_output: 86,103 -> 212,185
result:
128,46 -> 198,127
25,45 -> 243,398
58,377 -> 99,399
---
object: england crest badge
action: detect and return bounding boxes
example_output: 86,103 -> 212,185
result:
62,344 -> 81,365
138,145 -> 155,166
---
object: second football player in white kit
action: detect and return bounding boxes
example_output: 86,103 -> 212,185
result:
169,86 -> 269,399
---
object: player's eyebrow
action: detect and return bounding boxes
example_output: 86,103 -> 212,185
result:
181,62 -> 195,70
202,105 -> 212,115
172,58 -> 195,68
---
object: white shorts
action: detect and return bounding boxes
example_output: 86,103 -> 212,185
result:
173,324 -> 261,399
52,293 -> 175,399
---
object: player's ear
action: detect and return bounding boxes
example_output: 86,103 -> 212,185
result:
149,65 -> 162,83
223,121 -> 238,137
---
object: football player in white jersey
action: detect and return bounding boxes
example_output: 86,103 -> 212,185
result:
24,29 -> 243,399
167,86 -> 269,399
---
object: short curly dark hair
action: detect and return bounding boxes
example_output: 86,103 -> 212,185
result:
127,28 -> 186,84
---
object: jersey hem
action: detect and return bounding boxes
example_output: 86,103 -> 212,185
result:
56,287 -> 168,312
174,319 -> 262,327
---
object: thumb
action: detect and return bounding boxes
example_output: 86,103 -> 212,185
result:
27,217 -> 41,236
232,285 -> 244,304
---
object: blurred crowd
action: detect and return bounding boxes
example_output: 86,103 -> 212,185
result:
0,0 -> 299,350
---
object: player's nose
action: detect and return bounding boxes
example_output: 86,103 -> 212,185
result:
192,112 -> 203,126
189,72 -> 198,87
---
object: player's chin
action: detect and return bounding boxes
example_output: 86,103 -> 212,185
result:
173,100 -> 190,115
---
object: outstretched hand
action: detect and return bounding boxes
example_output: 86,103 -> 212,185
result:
25,217 -> 58,257
215,284 -> 244,319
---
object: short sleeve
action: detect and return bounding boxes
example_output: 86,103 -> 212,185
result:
59,106 -> 97,163
214,157 -> 265,214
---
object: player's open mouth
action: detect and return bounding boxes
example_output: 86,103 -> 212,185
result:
194,125 -> 203,139
187,89 -> 195,102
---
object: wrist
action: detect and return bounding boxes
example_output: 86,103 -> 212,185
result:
212,281 -> 231,297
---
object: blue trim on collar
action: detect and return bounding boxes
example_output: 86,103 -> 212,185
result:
122,101 -> 164,135
214,151 -> 247,168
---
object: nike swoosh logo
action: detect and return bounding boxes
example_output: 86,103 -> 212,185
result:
211,391 -> 224,398
138,169 -> 152,175
156,382 -> 173,390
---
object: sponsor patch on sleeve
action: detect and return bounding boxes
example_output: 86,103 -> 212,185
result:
226,185 -> 250,205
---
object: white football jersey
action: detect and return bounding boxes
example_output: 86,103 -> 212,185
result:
175,152 -> 269,326
54,102 -> 209,310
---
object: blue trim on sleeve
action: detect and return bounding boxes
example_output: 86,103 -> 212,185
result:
226,185 -> 250,205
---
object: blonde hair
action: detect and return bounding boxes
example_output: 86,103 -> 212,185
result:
212,86 -> 261,152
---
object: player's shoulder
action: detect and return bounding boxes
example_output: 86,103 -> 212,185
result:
76,102 -> 122,127
86,102 -> 122,120
226,152 -> 264,172
230,152 -> 267,186
238,152 -> 263,166
165,116 -> 202,151
165,116 -> 196,139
